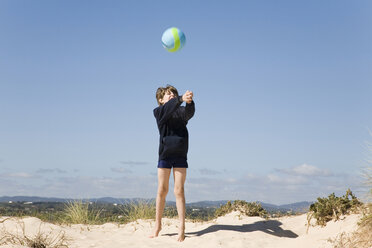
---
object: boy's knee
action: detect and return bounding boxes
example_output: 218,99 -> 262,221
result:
174,186 -> 184,197
158,185 -> 169,197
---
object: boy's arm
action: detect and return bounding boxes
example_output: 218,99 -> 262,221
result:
153,96 -> 183,125
184,100 -> 195,121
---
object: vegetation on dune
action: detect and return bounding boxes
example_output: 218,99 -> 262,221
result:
215,200 -> 268,218
61,200 -> 216,224
61,200 -> 159,225
0,201 -> 214,225
330,200 -> 372,248
328,133 -> 372,248
358,203 -> 372,228
0,199 -> 276,226
62,200 -> 103,225
118,200 -> 156,223
307,189 -> 362,228
0,218 -> 69,248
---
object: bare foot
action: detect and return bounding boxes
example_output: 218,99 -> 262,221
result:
177,226 -> 185,242
177,233 -> 185,242
149,225 -> 162,238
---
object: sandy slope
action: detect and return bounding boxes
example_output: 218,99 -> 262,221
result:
0,211 -> 360,248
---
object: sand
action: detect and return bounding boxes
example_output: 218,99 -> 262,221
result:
0,211 -> 360,248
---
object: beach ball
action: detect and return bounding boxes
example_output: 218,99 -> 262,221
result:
161,27 -> 186,52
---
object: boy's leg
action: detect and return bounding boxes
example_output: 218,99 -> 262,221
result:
173,167 -> 187,242
150,168 -> 171,238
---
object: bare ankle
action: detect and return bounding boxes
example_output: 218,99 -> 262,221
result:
177,230 -> 185,242
149,225 -> 162,238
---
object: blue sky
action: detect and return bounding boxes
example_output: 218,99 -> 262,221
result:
0,0 -> 371,204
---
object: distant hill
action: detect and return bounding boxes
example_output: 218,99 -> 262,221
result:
0,196 -> 312,213
0,196 -> 69,203
259,201 -> 312,213
278,201 -> 313,213
186,200 -> 228,208
0,196 -> 152,204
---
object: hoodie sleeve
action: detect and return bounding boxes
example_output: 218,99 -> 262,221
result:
184,101 -> 195,121
153,96 -> 183,126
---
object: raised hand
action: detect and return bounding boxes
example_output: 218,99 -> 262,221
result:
182,90 -> 193,104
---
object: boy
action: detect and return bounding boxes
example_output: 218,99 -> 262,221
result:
150,85 -> 195,242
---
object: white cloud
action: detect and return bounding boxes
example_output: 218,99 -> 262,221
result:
184,164 -> 361,204
111,167 -> 133,174
36,168 -> 67,174
4,172 -> 35,178
0,164 -> 363,205
277,163 -> 331,177
199,168 -> 220,175
120,161 -> 149,165
18,175 -> 158,199
267,174 -> 308,185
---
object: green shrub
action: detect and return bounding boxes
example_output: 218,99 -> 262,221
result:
215,200 -> 268,218
307,189 -> 362,227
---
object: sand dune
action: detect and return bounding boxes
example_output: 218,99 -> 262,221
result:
0,211 -> 360,248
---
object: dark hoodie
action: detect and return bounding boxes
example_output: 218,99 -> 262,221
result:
153,96 -> 195,160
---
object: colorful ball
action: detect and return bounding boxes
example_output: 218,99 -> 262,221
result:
161,27 -> 186,52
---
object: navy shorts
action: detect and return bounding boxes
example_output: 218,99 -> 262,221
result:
158,157 -> 188,169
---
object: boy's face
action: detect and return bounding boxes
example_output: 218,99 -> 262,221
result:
160,90 -> 175,105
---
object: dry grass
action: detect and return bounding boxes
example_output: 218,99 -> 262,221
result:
330,204 -> 372,248
0,217 -> 69,248
61,200 -> 157,225
363,136 -> 372,199
62,200 -> 103,225
118,200 -> 156,223
330,133 -> 372,247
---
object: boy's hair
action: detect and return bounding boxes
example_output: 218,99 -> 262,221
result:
156,84 -> 179,105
